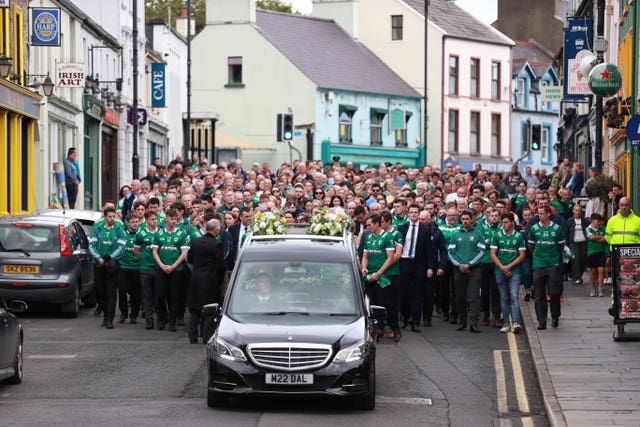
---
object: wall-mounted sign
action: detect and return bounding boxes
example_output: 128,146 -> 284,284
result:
32,8 -> 60,46
541,85 -> 562,103
563,18 -> 593,99
588,63 -> 622,97
56,63 -> 85,88
151,63 -> 166,108
128,108 -> 147,126
0,1 -> 10,8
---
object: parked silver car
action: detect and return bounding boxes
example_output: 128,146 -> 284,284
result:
0,215 -> 95,317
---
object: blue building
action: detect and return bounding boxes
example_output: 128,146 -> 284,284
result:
511,40 -> 560,174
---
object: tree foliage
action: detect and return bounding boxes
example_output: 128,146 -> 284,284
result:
145,0 -> 207,34
257,0 -> 294,13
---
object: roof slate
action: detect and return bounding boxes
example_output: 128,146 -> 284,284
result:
512,40 -> 555,78
254,10 -> 420,98
404,0 -> 512,46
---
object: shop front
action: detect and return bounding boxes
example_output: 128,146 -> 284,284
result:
0,80 -> 42,215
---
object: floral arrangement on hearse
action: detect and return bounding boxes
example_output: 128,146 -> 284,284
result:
307,207 -> 354,236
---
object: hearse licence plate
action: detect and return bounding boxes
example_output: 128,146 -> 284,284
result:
265,373 -> 314,385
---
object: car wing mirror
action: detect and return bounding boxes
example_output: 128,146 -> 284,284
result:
202,303 -> 221,317
369,304 -> 386,318
8,300 -> 28,313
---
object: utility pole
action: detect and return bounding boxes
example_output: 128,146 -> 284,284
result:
423,1 -> 428,166
186,0 -> 192,162
594,0 -> 605,172
132,0 -> 139,179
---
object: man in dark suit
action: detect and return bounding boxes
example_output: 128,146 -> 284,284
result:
398,203 -> 433,332
229,207 -> 253,270
187,219 -> 225,344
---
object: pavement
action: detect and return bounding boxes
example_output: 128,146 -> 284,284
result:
521,274 -> 640,427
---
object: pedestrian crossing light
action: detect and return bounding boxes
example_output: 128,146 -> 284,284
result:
277,113 -> 294,142
531,124 -> 541,151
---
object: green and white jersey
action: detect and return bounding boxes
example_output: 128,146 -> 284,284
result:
586,225 -> 607,256
385,227 -> 403,276
480,222 -> 502,264
176,218 -> 195,237
490,229 -> 526,275
93,217 -> 125,230
391,214 -> 408,228
120,229 -> 140,270
151,227 -> 191,271
364,230 -> 395,287
439,222 -> 461,245
134,225 -> 159,271
89,224 -> 126,266
528,222 -> 565,269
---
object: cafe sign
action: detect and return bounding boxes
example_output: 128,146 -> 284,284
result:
588,63 -> 622,97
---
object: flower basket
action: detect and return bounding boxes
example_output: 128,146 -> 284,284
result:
307,207 -> 354,236
251,210 -> 288,235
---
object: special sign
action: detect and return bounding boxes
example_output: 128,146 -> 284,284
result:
56,63 -> 85,88
32,8 -> 60,46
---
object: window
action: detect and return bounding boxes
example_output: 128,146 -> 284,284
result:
227,56 -> 243,85
470,112 -> 480,154
392,110 -> 411,147
449,55 -> 458,95
542,125 -> 550,162
13,6 -> 24,84
470,58 -> 480,98
370,110 -> 385,145
0,8 -> 8,59
516,77 -> 526,108
391,15 -> 403,41
339,106 -> 356,143
491,61 -> 501,100
448,110 -> 458,153
491,114 -> 501,156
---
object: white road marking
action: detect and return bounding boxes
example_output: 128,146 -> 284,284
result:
26,354 -> 77,360
376,396 -> 432,405
521,416 -> 535,427
507,333 -> 531,414
494,350 -> 508,414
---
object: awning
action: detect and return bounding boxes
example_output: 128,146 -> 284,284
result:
216,132 -> 274,150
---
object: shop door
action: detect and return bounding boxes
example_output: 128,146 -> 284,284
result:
101,131 -> 118,205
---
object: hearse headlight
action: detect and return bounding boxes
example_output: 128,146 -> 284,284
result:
333,340 -> 368,364
213,336 -> 247,362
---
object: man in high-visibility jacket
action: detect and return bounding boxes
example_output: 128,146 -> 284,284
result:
605,197 -> 640,245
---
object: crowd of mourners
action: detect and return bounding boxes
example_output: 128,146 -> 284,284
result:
88,153 -> 635,343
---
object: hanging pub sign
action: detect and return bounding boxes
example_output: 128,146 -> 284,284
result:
32,8 -> 60,46
563,18 -> 593,99
56,63 -> 85,88
588,63 -> 622,97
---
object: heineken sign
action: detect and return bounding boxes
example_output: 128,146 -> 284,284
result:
588,63 -> 622,96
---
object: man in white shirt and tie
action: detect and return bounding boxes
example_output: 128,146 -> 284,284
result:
230,207 -> 253,269
398,204 -> 434,331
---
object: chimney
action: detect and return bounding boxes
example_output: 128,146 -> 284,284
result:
175,8 -> 195,37
311,0 -> 359,39
206,0 -> 256,25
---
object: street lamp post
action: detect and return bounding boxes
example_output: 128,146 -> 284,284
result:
132,0 -> 140,179
424,1 -> 428,166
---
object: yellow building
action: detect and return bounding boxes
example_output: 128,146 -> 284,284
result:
0,1 -> 42,215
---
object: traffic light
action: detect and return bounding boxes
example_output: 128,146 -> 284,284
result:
531,124 -> 541,151
276,113 -> 294,142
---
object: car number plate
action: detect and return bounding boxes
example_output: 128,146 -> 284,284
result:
265,373 -> 314,385
3,264 -> 39,274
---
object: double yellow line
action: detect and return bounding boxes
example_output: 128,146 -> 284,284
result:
494,333 -> 533,425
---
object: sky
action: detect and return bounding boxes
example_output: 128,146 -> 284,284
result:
288,0 -> 497,24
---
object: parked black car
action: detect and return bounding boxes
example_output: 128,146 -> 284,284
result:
0,297 -> 26,384
0,215 -> 95,317
205,231 -> 383,410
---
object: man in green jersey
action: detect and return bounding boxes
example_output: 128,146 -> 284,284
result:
380,210 -> 403,341
135,210 -> 160,330
151,208 -> 191,332
89,206 -> 126,329
480,207 -> 503,328
391,198 -> 409,227
448,209 -> 485,333
361,214 -> 396,339
490,212 -> 526,333
433,208 -> 460,324
118,213 -> 142,324
528,205 -> 565,329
